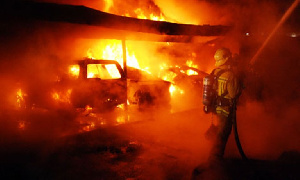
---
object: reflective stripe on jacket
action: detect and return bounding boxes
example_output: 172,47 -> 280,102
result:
213,65 -> 240,116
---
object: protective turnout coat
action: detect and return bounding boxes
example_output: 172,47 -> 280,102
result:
212,65 -> 241,116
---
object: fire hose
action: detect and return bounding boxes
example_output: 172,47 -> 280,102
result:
203,72 -> 248,160
231,99 -> 248,160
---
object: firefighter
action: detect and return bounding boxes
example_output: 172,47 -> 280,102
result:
193,48 -> 243,179
207,47 -> 243,163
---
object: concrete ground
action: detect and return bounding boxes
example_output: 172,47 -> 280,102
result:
0,106 -> 299,180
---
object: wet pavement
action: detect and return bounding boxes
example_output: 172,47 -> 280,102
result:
0,105 -> 299,180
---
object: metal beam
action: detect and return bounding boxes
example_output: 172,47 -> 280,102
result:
8,1 -> 231,37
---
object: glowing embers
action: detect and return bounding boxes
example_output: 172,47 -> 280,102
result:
78,107 -> 105,132
16,88 -> 27,108
77,106 -> 129,132
52,89 -> 72,104
81,121 -> 96,132
87,64 -> 121,79
85,105 -> 93,111
18,121 -> 26,130
116,101 -> 130,110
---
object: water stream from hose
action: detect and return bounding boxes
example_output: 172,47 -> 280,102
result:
249,0 -> 299,65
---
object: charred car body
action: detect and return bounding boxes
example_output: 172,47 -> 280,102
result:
14,59 -> 171,111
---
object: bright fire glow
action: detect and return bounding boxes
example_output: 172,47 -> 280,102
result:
169,84 -> 184,96
160,59 -> 200,97
87,72 -> 95,78
85,4 -> 187,101
169,84 -> 176,95
134,8 -> 165,21
159,59 -> 200,84
87,39 -> 140,69
69,65 -> 80,78
104,0 -> 114,12
87,64 -> 121,79
186,60 -> 199,75
116,101 -> 130,109
103,0 -> 166,21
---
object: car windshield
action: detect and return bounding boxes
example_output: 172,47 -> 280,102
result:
87,64 -> 121,79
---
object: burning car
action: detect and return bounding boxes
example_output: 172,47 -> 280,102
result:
65,59 -> 127,110
159,64 -> 208,111
166,65 -> 208,90
160,65 -> 208,96
127,66 -> 171,110
14,59 -> 171,112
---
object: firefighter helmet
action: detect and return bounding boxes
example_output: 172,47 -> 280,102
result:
214,48 -> 232,67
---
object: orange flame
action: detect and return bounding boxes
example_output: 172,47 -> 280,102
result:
87,64 -> 122,79
85,105 -> 93,111
16,89 -> 27,108
82,122 -> 95,132
87,39 -> 140,69
169,84 -> 184,96
103,0 -> 166,21
68,65 -> 80,78
18,121 -> 25,130
52,89 -> 72,104
186,60 -> 199,75
104,0 -> 114,12
134,8 -> 165,21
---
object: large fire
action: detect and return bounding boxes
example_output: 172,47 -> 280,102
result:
85,39 -> 200,98
133,8 -> 165,21
10,0 -> 205,115
103,0 -> 166,22
87,39 -> 140,69
47,0 -> 204,112
82,0 -> 203,100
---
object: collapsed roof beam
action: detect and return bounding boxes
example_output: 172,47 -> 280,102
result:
10,1 -> 231,36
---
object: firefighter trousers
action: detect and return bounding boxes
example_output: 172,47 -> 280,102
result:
208,112 -> 233,162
